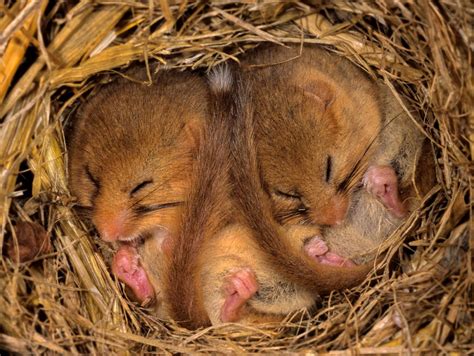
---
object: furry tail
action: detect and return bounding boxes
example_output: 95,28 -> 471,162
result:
164,66 -> 235,328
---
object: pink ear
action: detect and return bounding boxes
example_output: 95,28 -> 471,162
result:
300,80 -> 335,111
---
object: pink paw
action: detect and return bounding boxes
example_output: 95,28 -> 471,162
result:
304,236 -> 329,258
304,236 -> 356,267
112,245 -> 155,305
316,252 -> 356,267
220,268 -> 258,322
363,165 -> 407,218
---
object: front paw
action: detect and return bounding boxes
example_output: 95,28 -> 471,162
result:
112,244 -> 155,306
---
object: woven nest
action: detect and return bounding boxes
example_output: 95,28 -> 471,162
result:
0,1 -> 472,354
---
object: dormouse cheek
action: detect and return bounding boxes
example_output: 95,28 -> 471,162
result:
307,193 -> 349,226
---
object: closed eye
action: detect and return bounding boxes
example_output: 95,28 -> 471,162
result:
325,155 -> 332,183
85,165 -> 100,201
85,166 -> 100,189
274,189 -> 302,200
134,201 -> 183,214
274,204 -> 309,224
130,179 -> 153,196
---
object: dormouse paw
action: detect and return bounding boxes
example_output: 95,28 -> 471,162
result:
220,268 -> 258,323
316,252 -> 356,267
112,244 -> 155,306
304,236 -> 356,267
304,235 -> 329,258
363,165 -> 407,218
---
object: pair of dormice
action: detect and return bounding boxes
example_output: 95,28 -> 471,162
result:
68,45 -> 431,328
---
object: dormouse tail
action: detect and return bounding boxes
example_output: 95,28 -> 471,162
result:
164,66 -> 235,328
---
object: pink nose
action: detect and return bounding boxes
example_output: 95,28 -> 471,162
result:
100,223 -> 124,242
94,211 -> 128,242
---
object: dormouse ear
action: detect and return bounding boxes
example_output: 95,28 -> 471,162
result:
299,80 -> 335,112
180,118 -> 203,150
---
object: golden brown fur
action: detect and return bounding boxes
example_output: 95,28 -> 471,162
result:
162,66 -> 235,328
241,45 -> 382,228
199,224 -> 322,325
227,48 -> 375,296
68,67 -> 210,312
324,85 -> 435,263
162,66 -> 364,327
229,44 -> 433,296
68,68 -> 209,244
68,51 -> 434,328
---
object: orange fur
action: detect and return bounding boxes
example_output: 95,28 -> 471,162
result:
241,45 -> 382,227
229,68 -> 374,295
68,68 -> 209,244
228,44 -> 432,295
163,66 -> 235,328
68,68 -> 210,314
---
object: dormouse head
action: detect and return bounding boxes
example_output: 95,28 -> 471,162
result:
68,70 -> 208,242
253,66 -> 381,227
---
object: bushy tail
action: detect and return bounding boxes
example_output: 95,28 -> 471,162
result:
164,65 -> 235,328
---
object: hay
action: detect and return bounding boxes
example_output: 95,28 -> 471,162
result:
0,0 -> 471,353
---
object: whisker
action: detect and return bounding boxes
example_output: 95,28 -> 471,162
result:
299,216 -> 313,226
275,208 -> 308,224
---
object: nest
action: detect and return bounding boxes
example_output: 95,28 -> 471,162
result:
0,1 -> 472,353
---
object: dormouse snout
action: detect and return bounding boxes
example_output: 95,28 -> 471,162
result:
310,195 -> 349,226
94,210 -> 130,242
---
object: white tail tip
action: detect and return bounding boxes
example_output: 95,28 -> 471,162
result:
209,64 -> 233,93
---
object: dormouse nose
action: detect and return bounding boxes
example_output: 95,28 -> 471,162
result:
94,210 -> 128,242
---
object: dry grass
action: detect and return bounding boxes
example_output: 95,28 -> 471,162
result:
0,0 -> 472,353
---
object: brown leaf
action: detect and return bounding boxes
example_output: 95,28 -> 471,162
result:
6,221 -> 50,263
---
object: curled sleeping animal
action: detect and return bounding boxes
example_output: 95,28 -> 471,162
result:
67,64 -> 374,327
68,67 -> 209,309
229,44 -> 430,275
168,49 -> 435,326
164,64 -> 376,328
203,45 -> 434,324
